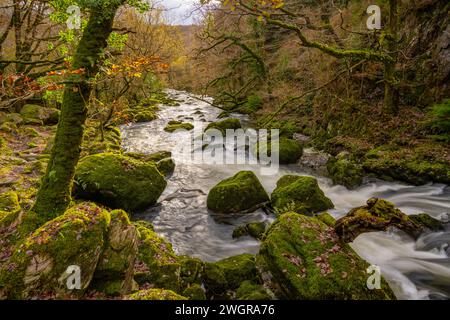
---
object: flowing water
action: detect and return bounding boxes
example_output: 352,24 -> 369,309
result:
120,90 -> 450,300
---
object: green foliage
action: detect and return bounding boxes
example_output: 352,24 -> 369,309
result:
426,99 -> 450,142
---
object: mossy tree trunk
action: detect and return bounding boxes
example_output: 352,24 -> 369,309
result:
383,0 -> 399,115
32,3 -> 122,222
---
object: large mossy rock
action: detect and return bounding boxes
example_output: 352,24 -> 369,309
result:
0,203 -> 110,299
164,121 -> 194,133
126,289 -> 187,300
256,213 -> 396,300
232,222 -> 267,240
205,118 -> 242,135
20,104 -> 60,125
91,210 -> 138,296
74,153 -> 167,212
335,198 -> 444,242
207,171 -> 269,214
256,137 -> 303,165
271,175 -> 334,215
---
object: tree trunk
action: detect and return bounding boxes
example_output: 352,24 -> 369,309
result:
383,0 -> 399,115
32,4 -> 121,222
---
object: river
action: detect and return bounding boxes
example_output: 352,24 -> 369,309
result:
120,89 -> 450,300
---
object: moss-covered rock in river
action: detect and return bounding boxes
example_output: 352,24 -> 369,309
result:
271,175 -> 334,215
232,222 -> 267,240
335,198 -> 444,242
205,118 -> 242,135
91,210 -> 138,296
0,203 -> 110,299
164,121 -> 194,132
74,153 -> 167,212
203,254 -> 259,297
256,212 -> 395,299
256,137 -> 303,165
327,156 -> 364,189
207,171 -> 269,214
125,289 -> 187,300
133,221 -> 181,292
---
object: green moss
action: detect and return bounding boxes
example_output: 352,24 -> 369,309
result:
0,203 -> 110,299
409,214 -> 444,232
236,280 -> 271,300
126,289 -> 187,300
256,213 -> 395,299
180,256 -> 204,286
205,118 -> 242,135
0,191 -> 21,227
256,137 -> 303,164
182,284 -> 206,300
363,146 -> 450,185
91,209 -> 137,296
134,110 -> 158,123
125,151 -> 175,177
133,221 -> 181,292
232,222 -> 266,240
74,153 -> 167,212
335,198 -> 443,242
207,171 -> 269,214
327,157 -> 364,189
271,175 -> 334,215
20,104 -> 59,125
203,254 -> 258,296
164,122 -> 194,132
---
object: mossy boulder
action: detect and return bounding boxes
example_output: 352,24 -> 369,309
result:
133,221 -> 181,292
203,254 -> 258,297
256,212 -> 395,299
20,104 -> 60,125
0,203 -> 110,299
74,153 -> 167,212
256,137 -> 303,165
91,210 -> 138,296
164,122 -> 194,132
0,112 -> 23,125
126,289 -> 187,300
232,222 -> 267,240
327,157 -> 364,189
335,198 -> 444,242
207,171 -> 269,214
205,118 -> 242,135
134,110 -> 158,123
271,175 -> 334,215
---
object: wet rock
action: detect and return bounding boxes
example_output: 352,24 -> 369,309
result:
257,137 -> 303,165
205,118 -> 242,135
292,133 -> 311,144
125,151 -> 175,177
164,121 -> 194,132
297,147 -> 331,175
256,212 -> 396,299
207,171 -> 270,214
74,153 -> 167,212
271,175 -> 334,215
335,198 -> 444,242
